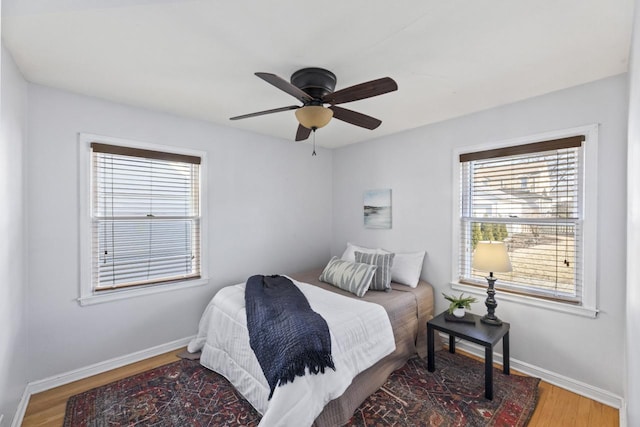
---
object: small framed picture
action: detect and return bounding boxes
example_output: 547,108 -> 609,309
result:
364,189 -> 392,229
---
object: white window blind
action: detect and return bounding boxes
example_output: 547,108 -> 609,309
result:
91,143 -> 201,291
459,136 -> 585,303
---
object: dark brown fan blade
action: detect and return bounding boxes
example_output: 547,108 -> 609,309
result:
322,77 -> 397,105
255,72 -> 314,103
295,124 -> 312,141
329,105 -> 382,130
230,105 -> 299,120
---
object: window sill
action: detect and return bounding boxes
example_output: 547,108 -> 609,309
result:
450,281 -> 598,318
78,277 -> 209,306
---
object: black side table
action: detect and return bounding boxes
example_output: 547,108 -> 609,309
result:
427,311 -> 510,400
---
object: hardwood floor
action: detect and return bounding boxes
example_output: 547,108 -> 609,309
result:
527,378 -> 618,426
21,348 -> 619,426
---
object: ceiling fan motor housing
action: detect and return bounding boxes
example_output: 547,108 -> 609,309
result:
291,68 -> 337,103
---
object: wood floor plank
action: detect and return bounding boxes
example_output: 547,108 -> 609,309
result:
550,384 -> 580,427
20,347 -> 619,427
532,382 -> 558,427
602,404 -> 620,426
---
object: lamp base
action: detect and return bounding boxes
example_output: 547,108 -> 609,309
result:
482,274 -> 503,327
480,314 -> 503,326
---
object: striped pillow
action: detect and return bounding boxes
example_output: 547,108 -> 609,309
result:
319,257 -> 377,297
355,251 -> 395,291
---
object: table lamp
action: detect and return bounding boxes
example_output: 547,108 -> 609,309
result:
472,241 -> 512,326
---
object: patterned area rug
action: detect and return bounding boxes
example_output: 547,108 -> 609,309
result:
346,352 -> 539,426
64,351 -> 539,426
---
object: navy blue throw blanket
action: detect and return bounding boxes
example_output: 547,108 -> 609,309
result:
245,275 -> 335,399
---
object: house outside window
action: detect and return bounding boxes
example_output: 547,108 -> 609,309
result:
452,125 -> 598,317
79,134 -> 208,305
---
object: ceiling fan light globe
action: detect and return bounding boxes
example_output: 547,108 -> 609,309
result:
295,106 -> 333,129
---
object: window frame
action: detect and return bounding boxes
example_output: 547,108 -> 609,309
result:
78,133 -> 208,306
450,125 -> 599,318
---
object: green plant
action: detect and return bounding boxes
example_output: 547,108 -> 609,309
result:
442,292 -> 478,314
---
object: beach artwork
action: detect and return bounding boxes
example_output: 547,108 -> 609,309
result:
364,189 -> 392,229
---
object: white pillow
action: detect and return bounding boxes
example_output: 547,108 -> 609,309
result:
341,242 -> 382,262
389,251 -> 426,287
340,243 -> 425,288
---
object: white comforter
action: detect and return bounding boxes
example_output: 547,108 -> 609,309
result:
187,276 -> 395,427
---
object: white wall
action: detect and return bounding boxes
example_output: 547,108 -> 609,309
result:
332,74 -> 628,398
626,1 -> 640,424
25,84 -> 333,381
0,45 -> 28,423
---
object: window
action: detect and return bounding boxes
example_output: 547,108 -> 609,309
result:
79,134 -> 207,305
453,126 -> 598,317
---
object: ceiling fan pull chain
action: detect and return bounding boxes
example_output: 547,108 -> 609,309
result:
312,128 -> 317,156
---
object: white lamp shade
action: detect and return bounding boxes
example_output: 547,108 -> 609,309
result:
472,241 -> 512,273
295,106 -> 333,129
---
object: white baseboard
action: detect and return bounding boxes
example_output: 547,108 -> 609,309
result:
11,336 -> 194,427
620,401 -> 628,427
448,338 -> 625,409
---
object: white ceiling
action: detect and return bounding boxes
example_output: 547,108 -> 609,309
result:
2,0 -> 634,148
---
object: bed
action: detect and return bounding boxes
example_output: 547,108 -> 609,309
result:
188,266 -> 435,426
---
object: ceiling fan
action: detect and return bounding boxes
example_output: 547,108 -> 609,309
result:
230,67 -> 398,141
